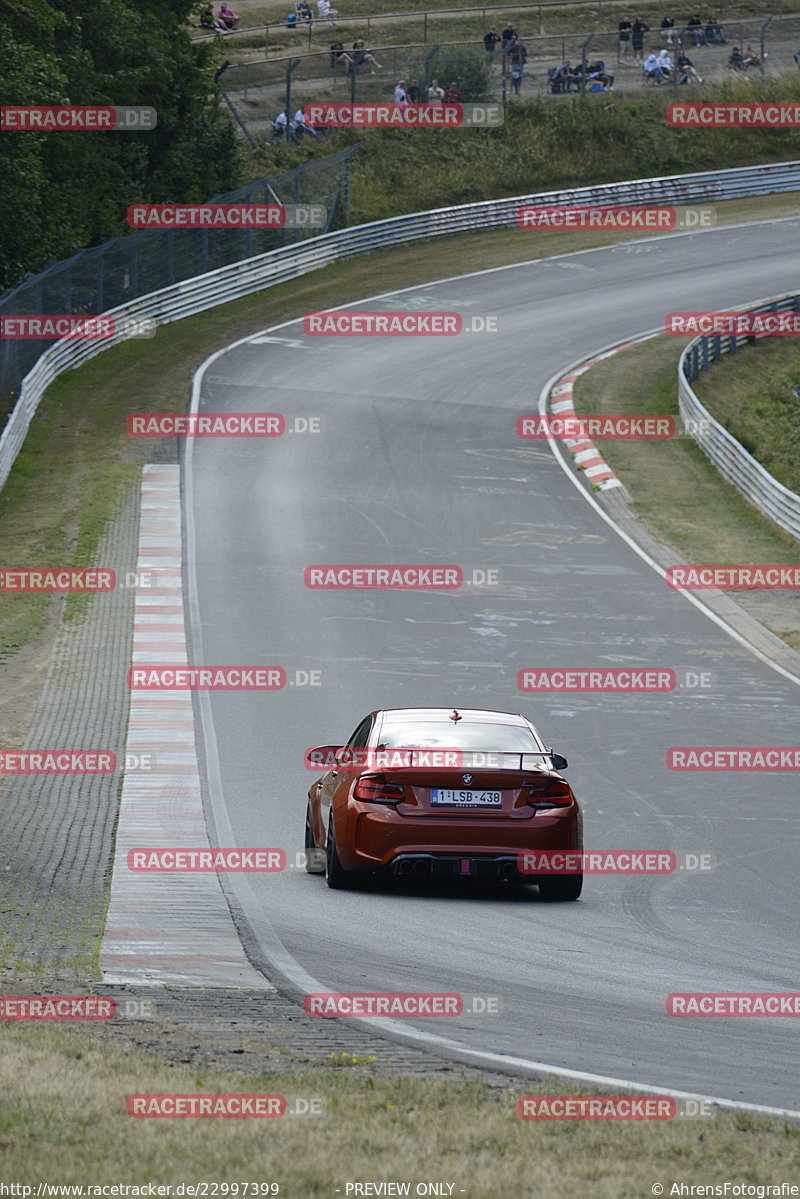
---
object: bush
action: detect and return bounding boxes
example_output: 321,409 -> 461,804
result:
408,48 -> 493,101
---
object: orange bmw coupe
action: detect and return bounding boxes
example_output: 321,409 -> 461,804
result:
305,707 -> 583,900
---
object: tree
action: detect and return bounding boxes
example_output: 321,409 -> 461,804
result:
0,0 -> 243,291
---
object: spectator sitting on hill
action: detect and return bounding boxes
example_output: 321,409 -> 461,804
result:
330,41 -> 352,69
200,6 -> 218,30
317,0 -> 338,25
351,40 -> 382,71
550,59 -> 576,91
444,81 -> 462,102
655,48 -> 673,78
660,15 -> 676,43
217,5 -> 239,30
677,51 -> 703,81
643,51 -> 666,82
586,59 -> 614,89
296,0 -> 312,21
728,45 -> 744,69
294,107 -> 320,137
685,13 -> 706,44
428,78 -> 445,102
705,15 -> 725,43
742,43 -> 760,67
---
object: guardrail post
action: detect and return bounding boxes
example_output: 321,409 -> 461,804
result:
759,16 -> 772,79
424,44 -> 440,91
214,61 -> 258,149
579,33 -> 593,93
285,58 -> 302,141
166,231 -> 175,287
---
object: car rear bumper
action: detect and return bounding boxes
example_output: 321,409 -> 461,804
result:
337,802 -> 579,872
391,852 -> 531,881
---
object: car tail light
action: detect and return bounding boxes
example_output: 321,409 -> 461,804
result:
353,774 -> 406,803
525,779 -> 572,807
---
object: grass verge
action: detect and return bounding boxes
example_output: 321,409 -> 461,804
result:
692,338 -> 800,496
0,1021 -> 797,1193
571,334 -> 800,650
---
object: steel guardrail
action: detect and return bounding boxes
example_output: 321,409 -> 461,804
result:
678,292 -> 800,542
3,158 -> 800,494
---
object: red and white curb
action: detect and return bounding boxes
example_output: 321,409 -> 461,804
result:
549,341 -> 644,492
100,464 -> 270,988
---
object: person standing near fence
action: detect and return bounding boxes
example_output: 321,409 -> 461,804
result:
618,17 -> 633,63
509,41 -> 528,93
483,26 -> 501,63
631,17 -> 649,61
501,22 -> 518,55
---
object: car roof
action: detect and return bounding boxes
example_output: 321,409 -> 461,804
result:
374,708 -> 530,726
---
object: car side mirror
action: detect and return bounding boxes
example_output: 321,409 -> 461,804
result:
548,748 -> 569,771
305,744 -> 344,770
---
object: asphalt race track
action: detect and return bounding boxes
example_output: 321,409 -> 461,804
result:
183,221 -> 800,1112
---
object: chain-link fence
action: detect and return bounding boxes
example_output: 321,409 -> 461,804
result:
0,150 -> 358,409
219,12 -> 800,135
190,0 -> 767,52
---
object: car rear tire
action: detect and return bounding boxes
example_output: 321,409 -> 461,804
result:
538,873 -> 583,901
305,802 -> 325,873
325,817 -> 351,889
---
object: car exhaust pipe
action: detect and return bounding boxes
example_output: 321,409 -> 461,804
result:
412,859 -> 431,874
499,862 -> 518,881
395,859 -> 415,876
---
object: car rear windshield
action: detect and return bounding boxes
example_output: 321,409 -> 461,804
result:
377,720 -> 541,752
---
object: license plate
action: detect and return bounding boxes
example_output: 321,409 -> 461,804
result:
430,789 -> 502,807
